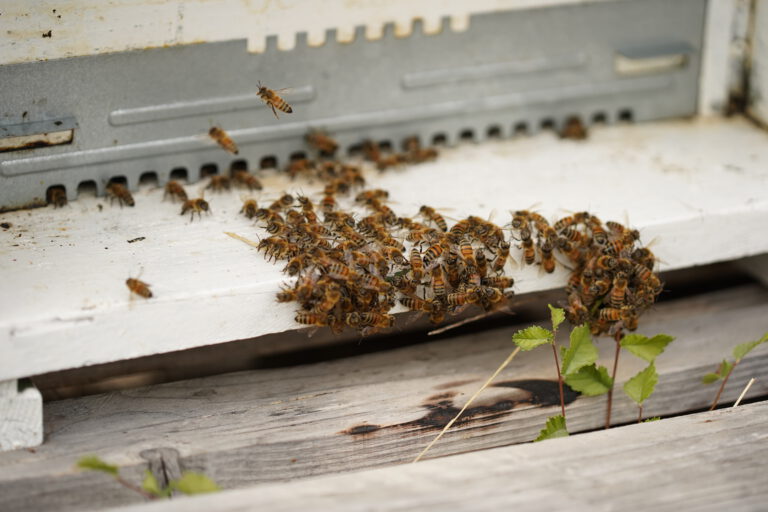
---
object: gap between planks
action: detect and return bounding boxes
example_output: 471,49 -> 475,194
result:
0,284 -> 767,511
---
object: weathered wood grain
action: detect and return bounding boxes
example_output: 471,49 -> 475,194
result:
106,401 -> 768,512
0,285 -> 767,511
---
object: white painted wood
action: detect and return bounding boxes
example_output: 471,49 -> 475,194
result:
698,0 -> 737,115
0,380 -> 43,452
0,0 -> 624,64
750,0 -> 768,123
0,285 -> 765,510
106,402 -> 768,512
1,117 -> 768,381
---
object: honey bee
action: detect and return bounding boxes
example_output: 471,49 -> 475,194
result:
362,140 -> 381,162
475,249 -> 489,276
306,131 -> 339,155
591,219 -> 608,245
164,181 -> 188,202
126,277 -> 152,299
259,237 -> 299,261
554,212 -> 590,233
540,240 -> 556,274
355,189 -> 389,204
320,194 -> 337,213
276,284 -> 298,302
492,240 -> 512,272
295,312 -> 328,327
283,254 -> 314,276
632,263 -> 662,292
566,292 -> 589,324
400,296 -> 431,313
240,199 -> 259,219
447,289 -> 480,307
206,175 -> 231,192
381,246 -> 407,266
232,170 -> 263,191
479,286 -> 506,310
521,238 -> 536,265
208,126 -> 239,154
312,285 -> 342,313
458,237 -> 476,267
286,159 -> 315,180
596,255 -> 618,272
321,260 -> 359,281
255,208 -> 284,225
481,276 -> 514,289
409,246 -> 425,281
419,206 -> 448,232
376,154 -> 406,171
431,266 -> 447,298
559,116 -> 588,140
269,193 -> 294,211
358,274 -> 393,293
48,188 -> 68,208
106,182 -> 135,207
422,242 -> 445,268
257,81 -> 293,119
609,272 -> 629,308
181,198 -> 210,221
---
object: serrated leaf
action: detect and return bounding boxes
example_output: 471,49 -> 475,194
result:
170,472 -> 220,495
623,363 -> 658,405
512,325 -> 553,351
560,324 -> 598,376
643,417 -> 661,422
76,456 -> 119,476
548,304 -> 565,332
142,470 -> 164,497
620,333 -> 675,362
534,415 -> 569,442
701,373 -> 721,384
732,337 -> 768,361
564,364 -> 613,396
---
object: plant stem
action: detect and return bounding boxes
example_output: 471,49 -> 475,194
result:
605,338 -> 621,429
414,346 -> 522,463
115,476 -> 158,500
637,404 -> 643,423
709,362 -> 738,411
551,342 -> 565,418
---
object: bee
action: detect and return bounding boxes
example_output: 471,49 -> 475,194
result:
391,274 -> 418,296
240,199 -> 259,219
632,263 -> 662,292
180,198 -> 210,221
283,254 -> 314,276
598,307 -> 624,322
381,247 -> 407,266
286,159 -> 315,179
491,241 -> 511,272
566,292 -> 589,324
596,255 -> 618,272
164,181 -> 188,202
632,247 -> 656,270
609,272 -> 629,308
321,260 -> 359,281
232,170 -> 263,191
208,126 -> 239,154
312,285 -> 342,313
376,153 -> 406,171
254,208 -> 284,225
422,242 -> 445,268
591,219 -> 608,245
409,247 -> 425,281
285,209 -> 306,226
479,286 -> 505,310
475,249 -> 489,276
358,274 -> 392,293
106,182 -> 135,207
554,212 -> 590,232
447,289 -> 480,307
306,131 -> 338,155
295,312 -> 328,327
458,237 -> 476,267
324,211 -> 356,230
126,276 -> 152,299
419,206 -> 448,232
431,265 -> 447,298
206,175 -> 231,192
257,81 -> 293,119
400,296 -> 432,313
559,116 -> 588,140
368,199 -> 398,225
320,194 -> 337,213
355,189 -> 389,204
481,276 -> 514,289
276,284 -> 297,302
269,193 -> 294,211
540,240 -> 556,273
42,187 -> 68,209
521,238 -> 536,265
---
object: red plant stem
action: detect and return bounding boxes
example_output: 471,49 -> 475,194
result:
551,342 -> 566,418
708,362 -> 738,411
637,404 -> 643,423
116,476 -> 159,500
605,338 -> 621,429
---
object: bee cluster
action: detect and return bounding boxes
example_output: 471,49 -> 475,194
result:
507,211 -> 663,339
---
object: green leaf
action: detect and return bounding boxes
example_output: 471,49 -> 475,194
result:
534,415 -> 569,442
564,364 -> 613,396
548,304 -> 565,332
513,326 -> 553,351
623,363 -> 658,405
720,359 -> 734,377
170,472 -> 220,495
560,324 -> 598,376
732,336 -> 768,361
142,470 -> 164,497
620,333 -> 675,362
643,417 -> 661,422
701,373 -> 721,384
76,456 -> 119,476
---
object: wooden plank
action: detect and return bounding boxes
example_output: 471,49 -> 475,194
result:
0,284 -> 766,510
105,401 -> 768,512
2,118 -> 768,382
0,380 -> 42,451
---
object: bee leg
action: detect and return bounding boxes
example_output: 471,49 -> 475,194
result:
270,104 -> 279,119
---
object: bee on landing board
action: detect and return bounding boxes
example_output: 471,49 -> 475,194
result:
163,181 -> 188,202
126,277 -> 152,299
181,198 -> 210,221
208,126 -> 239,154
48,188 -> 68,208
106,182 -> 135,207
257,81 -> 293,119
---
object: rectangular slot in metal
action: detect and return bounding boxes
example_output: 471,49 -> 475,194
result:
0,129 -> 74,153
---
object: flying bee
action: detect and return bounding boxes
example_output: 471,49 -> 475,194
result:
126,276 -> 152,299
232,170 -> 263,191
419,206 -> 448,232
208,126 -> 239,154
609,272 -> 629,308
48,187 -> 68,208
206,175 -> 231,192
269,193 -> 294,211
180,198 -> 210,221
240,198 -> 259,219
257,81 -> 293,119
164,181 -> 188,202
106,182 -> 135,207
305,131 -> 338,155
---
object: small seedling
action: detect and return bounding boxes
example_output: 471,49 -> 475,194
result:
702,332 -> 768,410
534,414 -> 569,442
76,455 -> 219,500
